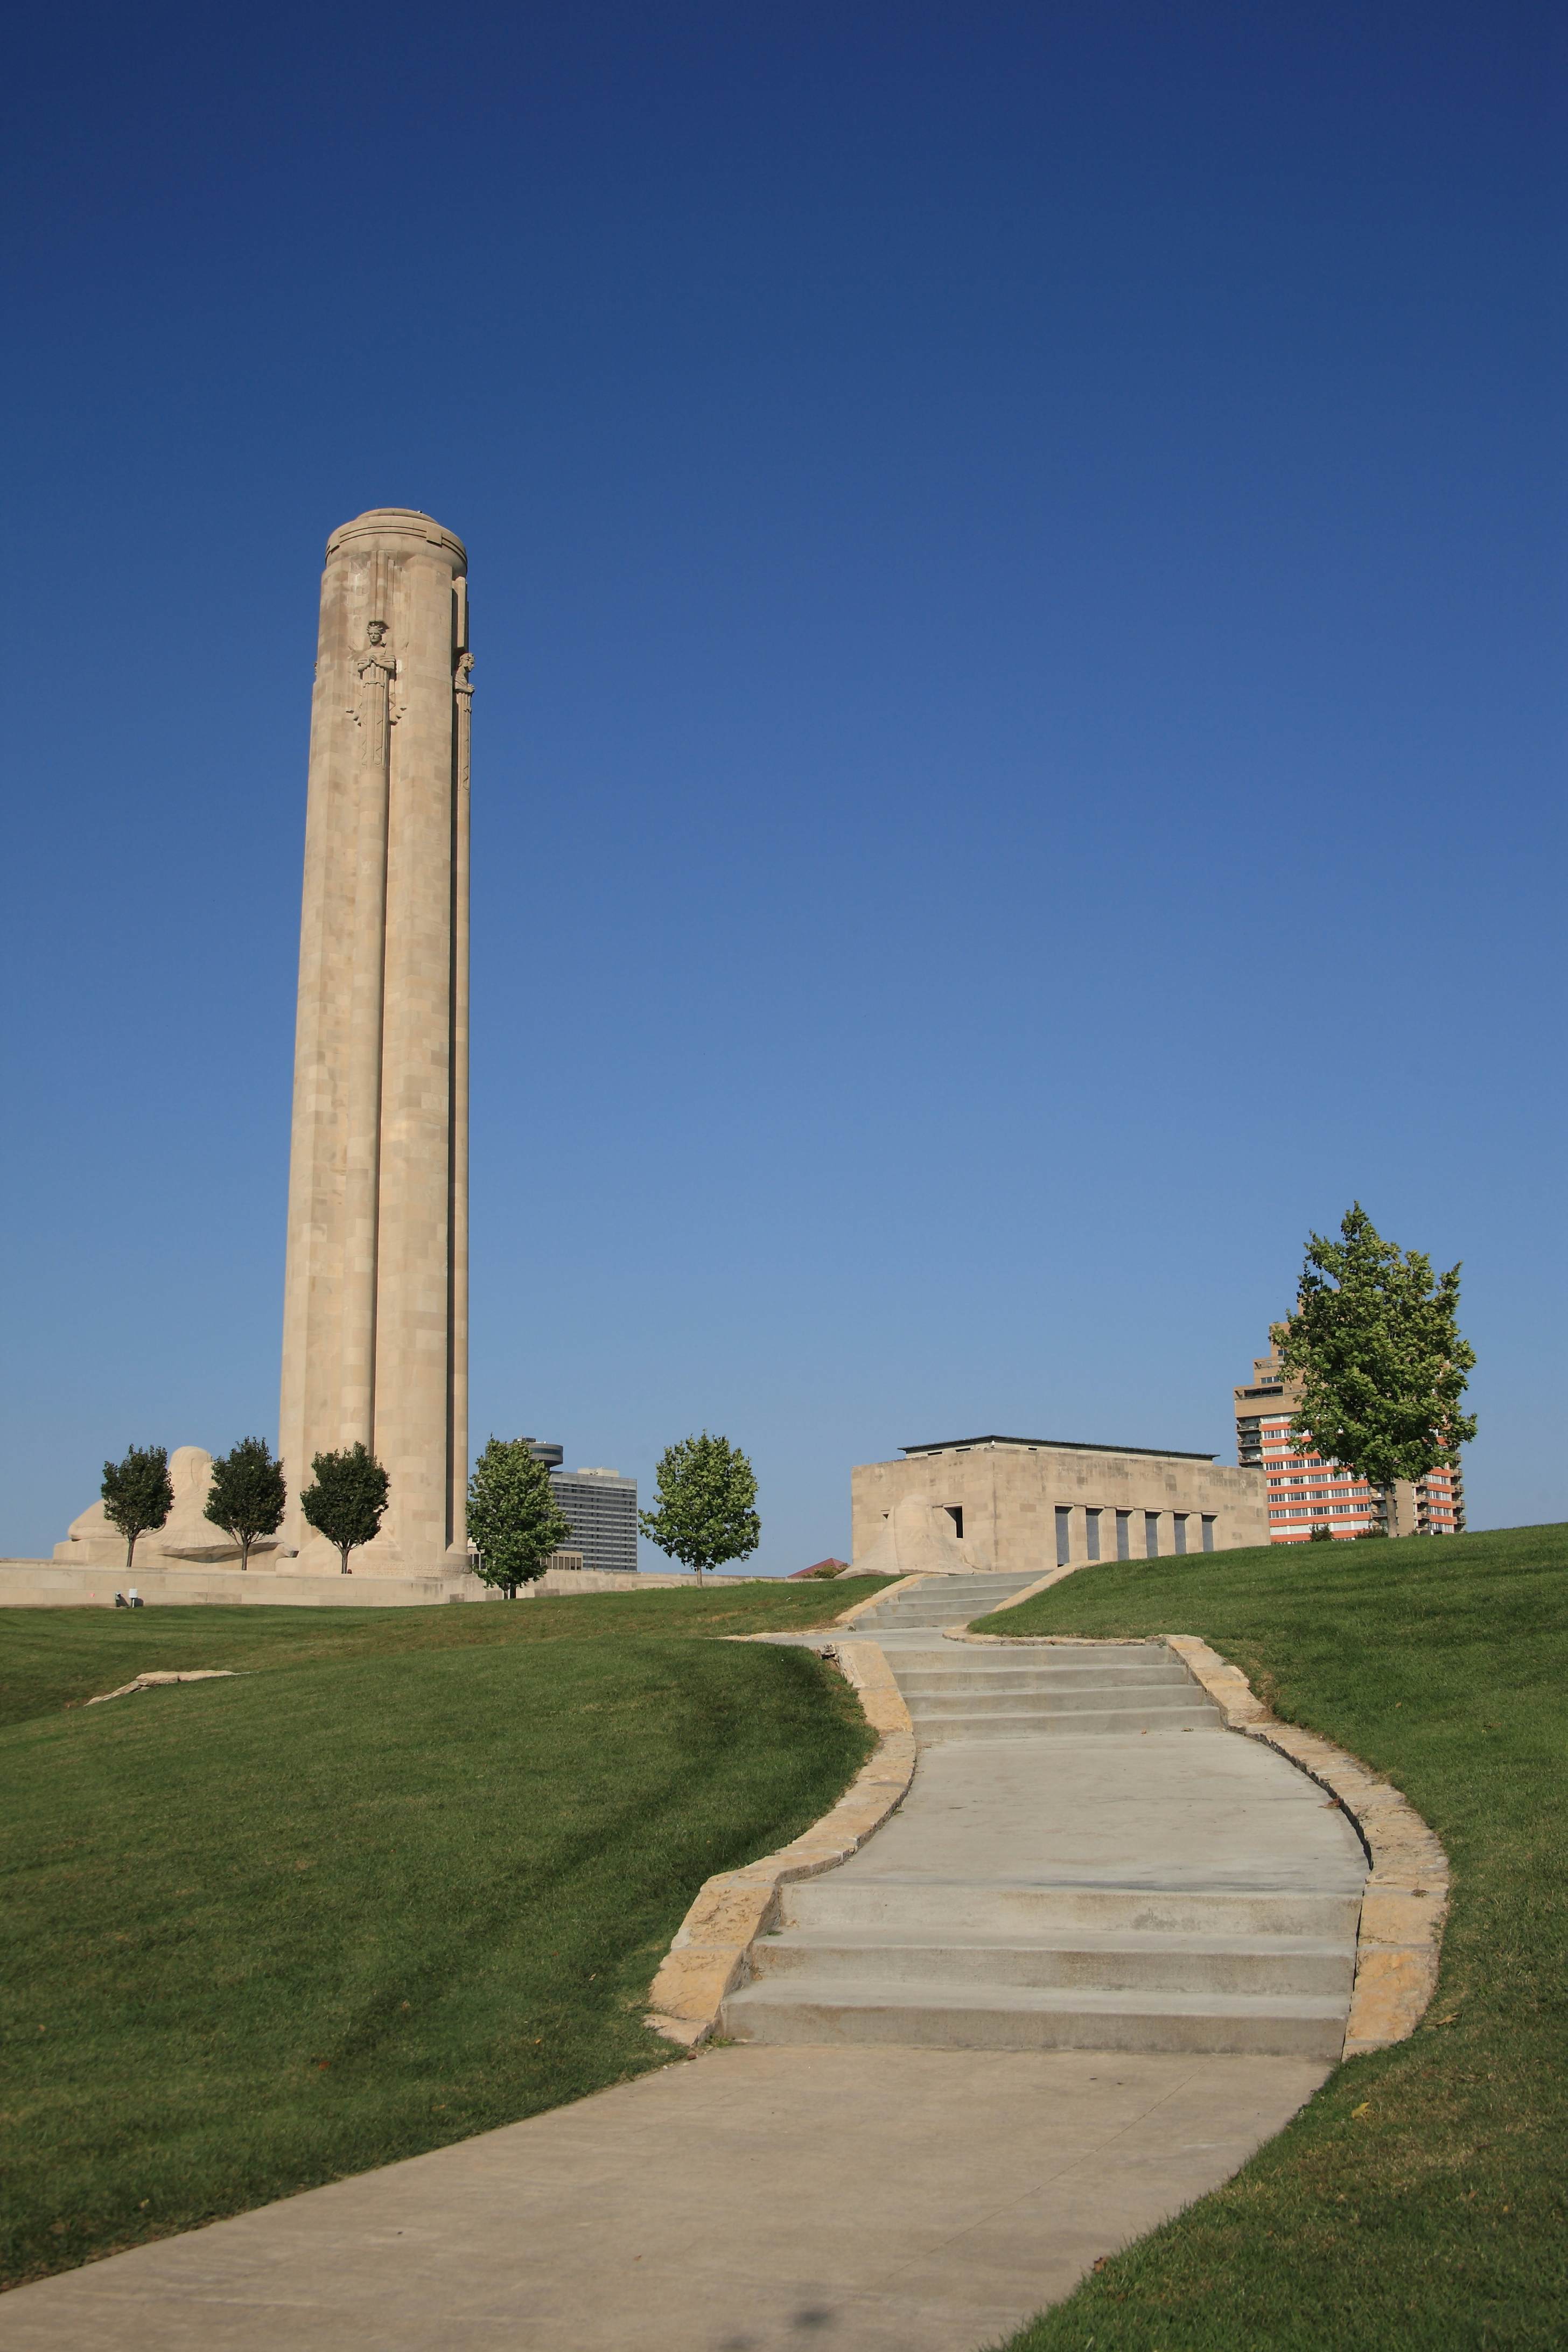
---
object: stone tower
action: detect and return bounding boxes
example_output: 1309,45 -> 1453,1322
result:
278,508 -> 471,1573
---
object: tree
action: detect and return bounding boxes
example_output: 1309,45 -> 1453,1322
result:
466,1437 -> 573,1595
300,1442 -> 389,1573
1308,1522 -> 1334,1544
101,1444 -> 174,1567
639,1432 -> 760,1586
204,1436 -> 287,1572
1272,1205 -> 1477,1522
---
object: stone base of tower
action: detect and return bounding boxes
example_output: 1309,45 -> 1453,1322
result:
283,1530 -> 472,1579
1,1559 -> 760,1608
3,1559 -> 489,1608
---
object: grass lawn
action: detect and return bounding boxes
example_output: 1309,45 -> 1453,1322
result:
985,1523 -> 1568,2352
0,1578 -> 887,2291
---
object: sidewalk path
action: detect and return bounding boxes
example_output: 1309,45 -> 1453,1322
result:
2,2043 -> 1327,2351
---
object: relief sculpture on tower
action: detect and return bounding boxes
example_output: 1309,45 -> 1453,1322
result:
349,617 -> 402,763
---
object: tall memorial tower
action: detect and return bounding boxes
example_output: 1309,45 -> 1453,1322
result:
278,508 -> 471,1572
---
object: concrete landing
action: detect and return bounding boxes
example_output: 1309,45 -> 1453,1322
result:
825,1723 -> 1369,1892
0,2044 -> 1329,2352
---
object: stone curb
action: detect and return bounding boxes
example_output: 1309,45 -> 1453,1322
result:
1163,1637 -> 1449,2058
643,1642 -> 916,2050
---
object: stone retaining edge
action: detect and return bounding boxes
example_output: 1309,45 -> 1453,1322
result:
643,1641 -> 915,2051
1163,1635 -> 1451,2059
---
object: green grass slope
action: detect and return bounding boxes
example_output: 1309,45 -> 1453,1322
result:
0,1576 -> 892,1730
986,1524 -> 1568,2352
0,1581 -> 885,2290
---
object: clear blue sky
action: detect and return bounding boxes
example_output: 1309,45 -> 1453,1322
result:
3,2 -> 1562,1569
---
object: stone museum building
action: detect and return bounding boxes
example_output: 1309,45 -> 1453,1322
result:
852,1435 -> 1268,1572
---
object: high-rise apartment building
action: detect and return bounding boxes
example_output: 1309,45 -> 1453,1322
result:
547,1465 -> 639,1575
515,1443 -> 639,1575
1235,1341 -> 1465,1544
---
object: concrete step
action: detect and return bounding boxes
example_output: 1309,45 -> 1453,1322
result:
869,1576 -> 1037,1596
781,1879 -> 1364,1941
749,1929 -> 1356,1997
890,1656 -> 1182,1676
893,1664 -> 1195,1696
718,1979 -> 1350,2059
860,1608 -> 1028,1629
856,1582 -> 1040,1618
909,1705 -> 1223,1741
867,1584 -> 1035,1604
901,1682 -> 1208,1720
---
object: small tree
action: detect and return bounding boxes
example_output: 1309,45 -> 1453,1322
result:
1308,1522 -> 1334,1543
639,1432 -> 760,1586
1273,1204 -> 1477,1524
466,1437 -> 574,1596
300,1442 -> 389,1573
204,1436 -> 287,1572
101,1445 -> 174,1567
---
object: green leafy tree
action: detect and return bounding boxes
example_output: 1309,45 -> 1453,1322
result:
1273,1205 -> 1477,1522
300,1442 -> 389,1574
204,1436 -> 287,1572
101,1444 -> 174,1568
1308,1522 -> 1334,1544
639,1432 -> 760,1586
466,1437 -> 574,1595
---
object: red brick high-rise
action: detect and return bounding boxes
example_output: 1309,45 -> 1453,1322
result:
1234,1339 -> 1465,1544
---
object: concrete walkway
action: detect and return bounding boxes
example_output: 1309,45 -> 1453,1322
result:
3,2046 -> 1328,2351
729,1581 -> 1368,2057
3,1578 -> 1361,2349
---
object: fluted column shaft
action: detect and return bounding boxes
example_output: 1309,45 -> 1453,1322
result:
279,508 -> 470,1570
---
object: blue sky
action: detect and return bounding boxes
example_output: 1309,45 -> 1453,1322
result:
3,2 -> 1562,1569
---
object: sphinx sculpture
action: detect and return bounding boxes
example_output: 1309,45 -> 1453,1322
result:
54,1446 -> 289,1569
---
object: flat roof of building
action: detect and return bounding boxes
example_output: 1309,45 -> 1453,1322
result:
901,1434 -> 1217,1462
